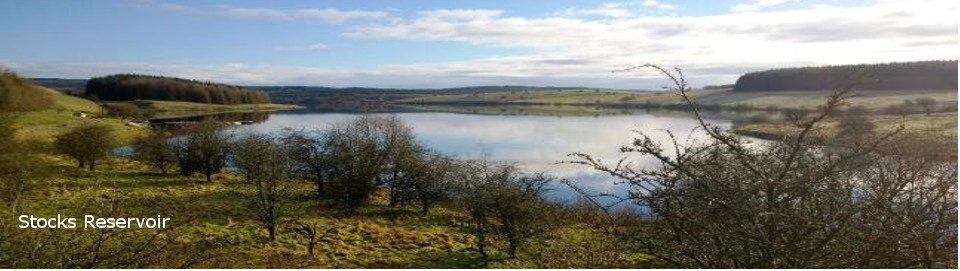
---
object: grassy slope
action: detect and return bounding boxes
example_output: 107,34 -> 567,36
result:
41,86 -> 102,112
15,87 -> 146,144
733,112 -> 958,141
15,87 -> 301,145
692,89 -> 958,110
17,156 -> 657,268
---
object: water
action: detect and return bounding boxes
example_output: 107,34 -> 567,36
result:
232,110 -> 732,204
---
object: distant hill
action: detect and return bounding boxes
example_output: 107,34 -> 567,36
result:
734,60 -> 958,92
259,85 -> 592,105
258,85 -> 589,95
31,78 -> 88,95
86,74 -> 271,104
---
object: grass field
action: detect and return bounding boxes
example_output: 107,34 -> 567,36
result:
14,111 -> 147,145
11,155 -> 657,268
41,86 -> 102,113
732,112 -> 958,141
12,88 -> 147,144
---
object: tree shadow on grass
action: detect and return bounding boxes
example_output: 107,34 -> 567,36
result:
120,189 -> 256,225
374,249 -> 486,269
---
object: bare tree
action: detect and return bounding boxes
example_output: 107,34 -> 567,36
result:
566,64 -> 957,268
378,115 -> 423,208
54,123 -> 118,170
403,153 -> 456,215
781,108 -> 809,124
489,172 -> 556,259
104,103 -> 142,121
287,219 -> 336,256
131,129 -> 177,174
281,129 -> 331,198
233,132 -> 294,241
172,121 -> 231,182
322,115 -> 419,212
456,162 -> 557,260
913,97 -> 937,116
836,105 -> 875,141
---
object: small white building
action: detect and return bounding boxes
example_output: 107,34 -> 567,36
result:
72,112 -> 87,118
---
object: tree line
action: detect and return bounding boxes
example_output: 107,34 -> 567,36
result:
86,74 -> 271,104
733,60 -> 958,92
40,115 -> 559,262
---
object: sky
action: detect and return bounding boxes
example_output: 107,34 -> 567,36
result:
0,0 -> 956,88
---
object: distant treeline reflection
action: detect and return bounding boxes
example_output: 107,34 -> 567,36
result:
149,111 -> 270,127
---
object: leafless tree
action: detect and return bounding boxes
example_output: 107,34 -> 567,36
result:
54,123 -> 118,170
286,219 -> 336,256
172,121 -> 231,182
104,103 -> 142,121
131,129 -> 177,174
281,129 -> 332,197
403,153 -> 456,215
322,115 -> 423,212
913,97 -> 938,116
233,132 -> 295,241
455,161 -> 557,260
566,64 -> 957,268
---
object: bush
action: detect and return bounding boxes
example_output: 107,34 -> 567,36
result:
104,103 -> 142,121
569,65 -> 957,268
233,132 -> 295,241
734,113 -> 772,125
172,121 -> 231,181
836,106 -> 875,140
54,124 -> 117,170
131,130 -> 177,174
913,97 -> 938,115
456,162 -> 558,260
0,113 -> 50,212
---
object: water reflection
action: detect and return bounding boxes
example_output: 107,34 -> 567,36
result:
242,111 -> 731,203
149,111 -> 271,126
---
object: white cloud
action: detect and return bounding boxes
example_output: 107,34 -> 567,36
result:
274,42 -> 330,51
418,9 -> 504,20
731,0 -> 801,13
640,0 -> 678,11
292,8 -> 390,23
222,7 -> 287,18
12,0 -> 958,89
557,1 -> 678,18
149,1 -> 392,24
341,0 -> 955,88
731,4 -> 760,13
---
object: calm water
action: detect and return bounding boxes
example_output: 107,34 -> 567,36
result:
234,111 -> 732,204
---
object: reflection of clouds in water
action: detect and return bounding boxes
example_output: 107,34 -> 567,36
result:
249,112 -> 730,202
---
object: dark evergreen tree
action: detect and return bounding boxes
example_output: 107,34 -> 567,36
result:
734,60 -> 958,92
85,74 -> 271,104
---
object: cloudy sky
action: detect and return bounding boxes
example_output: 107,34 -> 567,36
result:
0,0 -> 955,88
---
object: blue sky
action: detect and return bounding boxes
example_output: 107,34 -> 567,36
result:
0,0 -> 955,88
